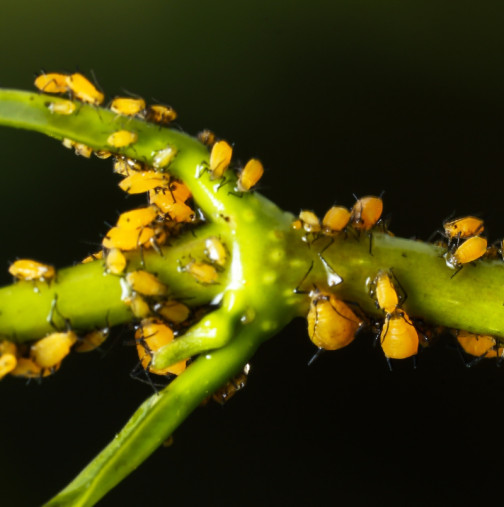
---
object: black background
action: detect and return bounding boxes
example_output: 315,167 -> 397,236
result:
1,2 -> 504,506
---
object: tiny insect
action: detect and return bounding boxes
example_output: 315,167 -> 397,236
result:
62,138 -> 93,158
74,327 -> 109,353
113,156 -> 144,176
110,97 -> 146,117
66,73 -> 104,105
455,330 -> 502,361
107,130 -> 138,148
322,206 -> 351,236
212,364 -> 251,405
153,300 -> 190,324
34,72 -> 68,94
105,248 -> 127,275
46,99 -> 76,115
209,140 -> 232,180
350,195 -> 383,231
126,270 -> 168,296
296,210 -> 321,234
30,331 -> 77,369
236,159 -> 264,192
307,290 -> 363,351
152,146 -> 177,169
135,318 -> 186,375
94,150 -> 112,159
123,293 -> 151,319
198,129 -> 216,147
118,170 -> 170,194
180,260 -> 219,285
9,259 -> 55,283
444,235 -> 488,276
116,207 -> 158,230
10,357 -> 57,379
102,226 -> 157,251
443,216 -> 484,246
145,104 -> 177,125
205,237 -> 228,267
0,341 -> 17,380
371,270 -> 419,362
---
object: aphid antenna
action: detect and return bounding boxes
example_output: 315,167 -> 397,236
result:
307,347 -> 325,367
293,261 -> 314,295
450,266 -> 463,279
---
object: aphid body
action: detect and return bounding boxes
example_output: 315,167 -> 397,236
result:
9,259 -> 55,283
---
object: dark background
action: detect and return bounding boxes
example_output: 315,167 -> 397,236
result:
1,2 -> 504,506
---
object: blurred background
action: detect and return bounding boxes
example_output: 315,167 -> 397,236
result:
1,1 -> 504,505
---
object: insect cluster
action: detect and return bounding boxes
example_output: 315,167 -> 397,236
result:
294,200 -> 504,368
0,71 -> 265,394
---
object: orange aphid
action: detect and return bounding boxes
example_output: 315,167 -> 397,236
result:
380,311 -> 419,360
0,341 -> 17,379
455,330 -> 499,359
237,159 -> 264,192
135,318 -> 186,375
118,170 -> 170,194
350,196 -> 383,231
34,72 -> 68,94
444,236 -> 487,270
9,259 -> 55,282
322,206 -> 350,235
307,291 -> 362,351
66,73 -> 104,105
116,207 -> 158,230
443,216 -> 484,244
110,97 -> 146,117
102,226 -> 156,251
209,140 -> 232,179
145,104 -> 177,125
30,331 -> 77,369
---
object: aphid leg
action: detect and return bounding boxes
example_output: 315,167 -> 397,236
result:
389,268 -> 408,305
367,231 -> 374,256
307,347 -> 325,366
450,266 -> 463,279
293,261 -> 314,295
318,237 -> 334,257
385,357 -> 393,371
196,161 -> 209,179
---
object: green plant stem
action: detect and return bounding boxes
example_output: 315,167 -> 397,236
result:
44,321 -> 271,507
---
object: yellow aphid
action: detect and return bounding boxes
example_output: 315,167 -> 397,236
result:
322,206 -> 351,235
380,311 -> 419,360
82,250 -> 103,263
61,138 -> 93,158
153,300 -> 190,324
0,341 -> 17,380
9,259 -> 55,282
456,330 -> 498,359
113,157 -> 143,175
298,210 -> 321,233
105,248 -> 127,275
126,270 -> 168,296
209,140 -> 232,179
445,236 -> 487,270
292,219 -> 303,230
198,129 -> 216,147
145,104 -> 177,125
237,159 -> 264,192
350,196 -> 383,231
182,260 -> 219,285
110,97 -> 146,117
118,170 -> 169,194
46,100 -> 76,115
372,270 -> 399,315
107,130 -> 138,148
94,150 -> 112,159
116,207 -> 158,230
124,293 -> 151,319
10,358 -> 56,379
75,328 -> 109,353
135,318 -> 186,375
205,237 -> 227,267
156,200 -> 195,223
152,146 -> 177,169
30,331 -> 77,369
102,226 -> 156,251
307,292 -> 362,351
444,216 -> 484,244
34,72 -> 68,94
66,73 -> 104,106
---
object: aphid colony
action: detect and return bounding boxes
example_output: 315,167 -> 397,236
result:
297,199 -> 503,367
0,71 -> 266,397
